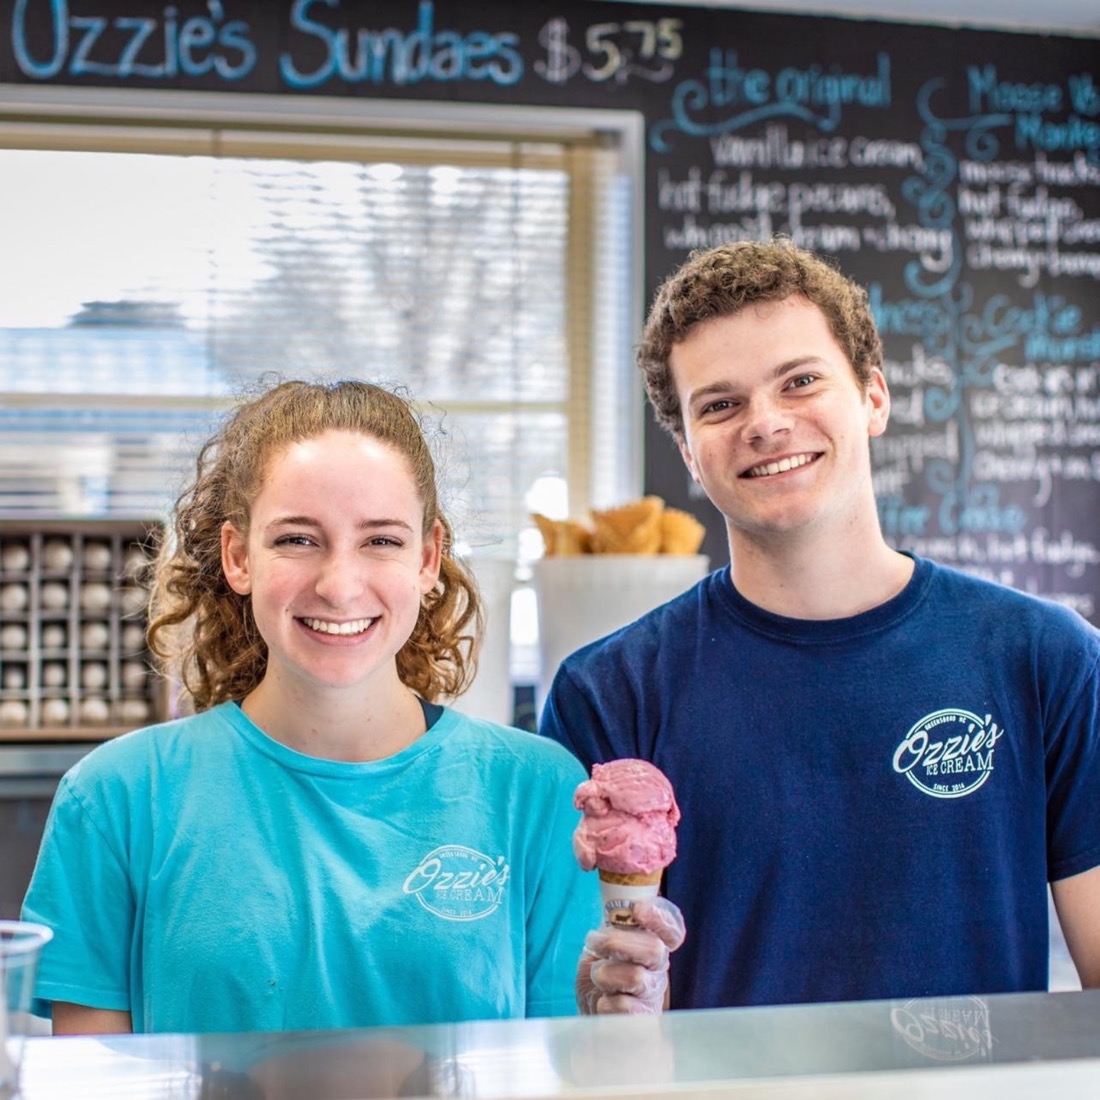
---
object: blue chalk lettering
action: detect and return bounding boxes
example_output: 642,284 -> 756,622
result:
652,50 -> 891,153
11,0 -> 256,83
280,0 -> 522,91
12,0 -> 67,79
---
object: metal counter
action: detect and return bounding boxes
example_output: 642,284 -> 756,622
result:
17,989 -> 1100,1099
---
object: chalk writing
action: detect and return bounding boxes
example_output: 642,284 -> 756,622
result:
279,0 -> 522,88
11,0 -> 256,80
710,124 -> 922,171
938,484 -> 1028,536
1015,114 -> 1100,155
961,153 -> 1100,187
651,50 -> 892,152
967,66 -> 1064,114
535,16 -> 682,85
965,65 -> 1100,154
869,287 -> 954,339
959,182 -> 1100,285
656,165 -> 957,270
533,17 -> 579,83
874,422 -> 959,478
965,244 -> 1100,285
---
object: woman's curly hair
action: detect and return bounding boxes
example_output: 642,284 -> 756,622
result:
148,378 -> 482,711
637,237 -> 884,438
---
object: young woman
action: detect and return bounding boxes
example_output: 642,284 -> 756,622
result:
24,378 -> 599,1035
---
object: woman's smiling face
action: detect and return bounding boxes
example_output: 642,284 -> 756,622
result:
221,429 -> 442,696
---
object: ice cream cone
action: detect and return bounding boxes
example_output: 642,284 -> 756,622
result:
599,869 -> 661,887
599,868 -> 661,927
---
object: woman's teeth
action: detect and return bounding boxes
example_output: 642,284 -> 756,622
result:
303,618 -> 375,635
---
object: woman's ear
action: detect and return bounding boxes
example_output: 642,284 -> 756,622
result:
221,521 -> 252,595
418,519 -> 444,595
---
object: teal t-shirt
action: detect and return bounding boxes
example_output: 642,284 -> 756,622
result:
23,702 -> 599,1032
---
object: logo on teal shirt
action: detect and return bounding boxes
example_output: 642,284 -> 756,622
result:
402,845 -> 510,921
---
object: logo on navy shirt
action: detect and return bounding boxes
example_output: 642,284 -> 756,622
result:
892,709 -> 1005,799
402,845 -> 510,921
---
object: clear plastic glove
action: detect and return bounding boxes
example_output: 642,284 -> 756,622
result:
576,897 -> 686,1015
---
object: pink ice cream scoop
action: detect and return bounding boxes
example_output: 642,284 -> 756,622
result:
573,758 -> 680,877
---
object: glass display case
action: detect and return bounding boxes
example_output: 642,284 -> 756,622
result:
17,990 -> 1100,1100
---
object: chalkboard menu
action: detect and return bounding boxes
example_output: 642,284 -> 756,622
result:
1,1 -> 1098,620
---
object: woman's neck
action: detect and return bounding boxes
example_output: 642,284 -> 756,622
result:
240,674 -> 428,763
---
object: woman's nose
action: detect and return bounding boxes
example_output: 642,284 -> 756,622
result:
313,551 -> 365,606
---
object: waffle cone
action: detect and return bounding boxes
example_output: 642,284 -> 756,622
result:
598,868 -> 662,887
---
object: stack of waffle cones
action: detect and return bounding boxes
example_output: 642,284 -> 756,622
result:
532,495 -> 706,557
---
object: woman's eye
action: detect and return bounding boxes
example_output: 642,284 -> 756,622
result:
275,534 -> 314,547
368,536 -> 403,549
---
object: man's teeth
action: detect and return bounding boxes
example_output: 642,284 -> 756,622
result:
303,618 -> 375,635
748,454 -> 815,478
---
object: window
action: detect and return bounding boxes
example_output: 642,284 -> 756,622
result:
0,90 -> 643,579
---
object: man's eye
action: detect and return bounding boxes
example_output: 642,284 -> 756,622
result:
702,398 -> 734,415
788,374 -> 816,389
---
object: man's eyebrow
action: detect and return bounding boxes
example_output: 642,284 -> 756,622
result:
773,355 -> 825,377
686,380 -> 735,404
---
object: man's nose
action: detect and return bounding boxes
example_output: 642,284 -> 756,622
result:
741,394 -> 792,442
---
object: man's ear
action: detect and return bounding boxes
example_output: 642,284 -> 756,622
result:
676,432 -> 701,484
866,367 -> 891,438
221,521 -> 252,595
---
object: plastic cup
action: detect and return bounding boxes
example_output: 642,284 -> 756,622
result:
1,921 -> 52,1098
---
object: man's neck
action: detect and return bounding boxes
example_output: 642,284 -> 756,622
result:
728,520 -> 914,620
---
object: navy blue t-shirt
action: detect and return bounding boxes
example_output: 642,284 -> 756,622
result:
540,555 -> 1100,1008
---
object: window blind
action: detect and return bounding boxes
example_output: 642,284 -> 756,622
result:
0,107 -> 638,567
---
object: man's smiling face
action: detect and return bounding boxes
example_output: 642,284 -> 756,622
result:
671,295 -> 890,550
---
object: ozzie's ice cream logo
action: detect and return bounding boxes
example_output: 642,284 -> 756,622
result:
403,845 -> 509,921
893,709 -> 1003,799
891,997 -> 993,1062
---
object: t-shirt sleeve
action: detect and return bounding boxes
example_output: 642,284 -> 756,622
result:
1047,643 -> 1100,882
21,772 -> 135,1016
522,752 -> 601,1018
539,661 -> 617,771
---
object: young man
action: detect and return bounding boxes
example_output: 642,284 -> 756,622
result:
543,239 -> 1100,1011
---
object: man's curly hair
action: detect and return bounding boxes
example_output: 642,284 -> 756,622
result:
637,238 -> 883,438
